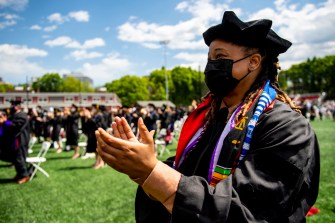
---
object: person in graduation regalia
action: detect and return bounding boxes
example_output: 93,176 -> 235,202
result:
81,104 -> 106,169
63,104 -> 80,159
95,11 -> 320,223
51,108 -> 64,153
8,100 -> 31,184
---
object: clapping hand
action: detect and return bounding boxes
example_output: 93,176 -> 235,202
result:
95,117 -> 157,185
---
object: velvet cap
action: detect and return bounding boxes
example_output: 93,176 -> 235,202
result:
203,11 -> 292,57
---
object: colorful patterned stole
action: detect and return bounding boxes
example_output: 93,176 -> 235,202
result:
175,80 -> 277,187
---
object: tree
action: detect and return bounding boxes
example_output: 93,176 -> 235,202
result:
32,73 -> 63,92
62,76 -> 94,92
283,55 -> 335,99
0,83 -> 14,92
147,68 -> 170,100
170,66 -> 204,106
105,75 -> 149,106
103,67 -> 205,106
170,67 -> 194,105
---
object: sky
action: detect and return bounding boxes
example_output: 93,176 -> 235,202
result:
0,0 -> 334,87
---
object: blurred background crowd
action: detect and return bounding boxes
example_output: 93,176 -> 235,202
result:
0,100 -> 192,184
297,99 -> 335,121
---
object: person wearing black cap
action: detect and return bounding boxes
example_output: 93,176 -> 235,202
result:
8,100 -> 31,184
95,11 -> 320,222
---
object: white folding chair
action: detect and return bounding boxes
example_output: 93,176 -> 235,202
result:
78,132 -> 88,157
26,141 -> 51,181
155,128 -> 170,157
28,136 -> 37,154
155,139 -> 168,157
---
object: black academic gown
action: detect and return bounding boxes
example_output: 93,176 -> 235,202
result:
81,113 -> 105,153
135,100 -> 320,223
51,115 -> 63,142
64,112 -> 79,146
10,111 -> 30,177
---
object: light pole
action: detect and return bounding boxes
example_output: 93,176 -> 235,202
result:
79,78 -> 82,105
160,40 -> 169,103
26,76 -> 29,110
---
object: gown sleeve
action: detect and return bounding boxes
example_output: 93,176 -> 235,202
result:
171,101 -> 320,223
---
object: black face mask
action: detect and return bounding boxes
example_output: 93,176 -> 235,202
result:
204,54 -> 253,97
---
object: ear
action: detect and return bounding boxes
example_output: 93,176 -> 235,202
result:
249,53 -> 262,70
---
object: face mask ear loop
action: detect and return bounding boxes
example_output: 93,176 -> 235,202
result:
238,70 -> 251,82
233,53 -> 257,81
233,54 -> 253,64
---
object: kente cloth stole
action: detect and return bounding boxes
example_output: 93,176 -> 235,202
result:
209,80 -> 277,187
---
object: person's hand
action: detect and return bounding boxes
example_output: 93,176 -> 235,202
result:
111,116 -> 138,142
96,117 -> 157,185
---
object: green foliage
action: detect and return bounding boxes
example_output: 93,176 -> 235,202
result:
278,70 -> 288,91
61,76 -> 80,92
32,73 -> 94,93
282,55 -> 335,99
171,66 -> 204,105
104,67 -> 205,106
105,75 -> 149,106
0,83 -> 14,92
62,76 -> 94,92
32,73 -> 63,92
147,69 -> 170,101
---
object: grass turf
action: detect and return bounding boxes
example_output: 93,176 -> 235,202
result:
0,120 -> 334,222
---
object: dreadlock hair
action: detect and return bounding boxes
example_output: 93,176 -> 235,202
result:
204,46 -> 300,125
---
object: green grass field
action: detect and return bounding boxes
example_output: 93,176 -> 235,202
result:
0,120 -> 334,223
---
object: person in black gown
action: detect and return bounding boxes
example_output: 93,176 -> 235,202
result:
8,101 -> 31,184
51,108 -> 63,153
81,105 -> 105,169
95,11 -> 320,223
63,104 -> 80,159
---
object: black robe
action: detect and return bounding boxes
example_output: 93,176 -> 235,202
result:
63,112 -> 79,146
9,111 -> 31,177
10,111 -> 30,152
135,100 -> 320,223
81,113 -> 105,153
51,115 -> 63,142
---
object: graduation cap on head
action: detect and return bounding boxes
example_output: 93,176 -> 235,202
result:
71,103 -> 78,109
147,103 -> 156,109
99,104 -> 106,111
203,11 -> 292,57
10,100 -> 22,106
92,104 -> 99,110
161,104 -> 166,111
